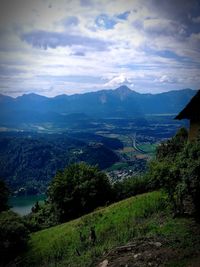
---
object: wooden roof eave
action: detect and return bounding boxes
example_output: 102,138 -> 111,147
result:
175,90 -> 200,120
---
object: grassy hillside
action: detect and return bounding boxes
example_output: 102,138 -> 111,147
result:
20,191 -> 200,267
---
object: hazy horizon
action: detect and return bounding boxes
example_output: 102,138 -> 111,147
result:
0,0 -> 200,97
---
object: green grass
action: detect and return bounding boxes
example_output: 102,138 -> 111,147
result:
106,162 -> 129,171
21,192 -> 165,266
138,143 -> 157,155
20,192 -> 200,267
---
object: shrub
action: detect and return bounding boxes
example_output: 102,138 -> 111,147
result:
113,175 -> 151,201
0,179 -> 9,212
25,202 -> 58,232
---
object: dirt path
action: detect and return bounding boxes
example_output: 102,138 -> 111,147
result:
187,256 -> 200,267
97,237 -> 179,267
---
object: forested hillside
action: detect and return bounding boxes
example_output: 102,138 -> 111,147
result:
0,132 -> 121,194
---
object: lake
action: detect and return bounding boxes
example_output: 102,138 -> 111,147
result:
8,194 -> 46,216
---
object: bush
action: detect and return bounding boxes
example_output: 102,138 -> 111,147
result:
177,139 -> 200,219
113,175 -> 151,201
25,202 -> 58,232
0,179 -> 9,212
0,210 -> 29,264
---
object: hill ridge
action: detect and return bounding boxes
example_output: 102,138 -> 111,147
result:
1,86 -> 196,99
0,87 -> 197,124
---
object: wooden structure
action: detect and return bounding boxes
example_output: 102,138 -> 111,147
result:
175,90 -> 200,140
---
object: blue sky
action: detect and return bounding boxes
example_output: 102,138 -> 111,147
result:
0,0 -> 200,97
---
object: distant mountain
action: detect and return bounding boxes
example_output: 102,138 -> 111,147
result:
0,86 -> 197,124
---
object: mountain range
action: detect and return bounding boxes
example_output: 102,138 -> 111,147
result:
0,86 -> 197,124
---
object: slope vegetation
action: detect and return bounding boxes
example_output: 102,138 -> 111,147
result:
20,191 -> 200,267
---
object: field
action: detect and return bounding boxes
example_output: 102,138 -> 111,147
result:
137,143 -> 158,156
19,191 -> 200,267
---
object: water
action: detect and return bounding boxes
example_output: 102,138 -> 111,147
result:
8,194 -> 46,216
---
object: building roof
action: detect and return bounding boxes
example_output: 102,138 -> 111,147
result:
175,90 -> 200,120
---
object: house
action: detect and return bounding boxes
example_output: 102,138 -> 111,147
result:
175,90 -> 200,140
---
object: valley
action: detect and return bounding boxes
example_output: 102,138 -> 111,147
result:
0,113 -> 187,196
1,1 -> 200,265
0,87 -> 192,196
0,0 -> 200,267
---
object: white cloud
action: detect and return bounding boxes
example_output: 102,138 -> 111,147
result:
103,73 -> 134,88
192,16 -> 200,23
156,75 -> 177,84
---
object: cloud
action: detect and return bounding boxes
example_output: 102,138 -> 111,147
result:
70,51 -> 85,56
95,14 -> 117,29
80,0 -> 92,7
0,65 -> 27,76
192,16 -> 200,23
143,18 -> 187,38
116,11 -> 130,20
144,0 -> 200,22
103,73 -> 134,88
0,0 -> 200,97
157,75 -> 177,84
62,16 -> 79,27
21,30 -> 110,50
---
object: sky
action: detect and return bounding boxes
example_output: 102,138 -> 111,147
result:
0,0 -> 200,97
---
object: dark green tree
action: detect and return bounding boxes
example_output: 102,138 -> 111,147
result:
48,163 -> 112,222
0,179 -> 9,212
0,211 -> 29,264
113,175 -> 150,201
25,203 -> 58,232
156,127 -> 188,160
176,139 -> 200,220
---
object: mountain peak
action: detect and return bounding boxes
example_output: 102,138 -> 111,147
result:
18,93 -> 47,101
115,85 -> 132,93
114,85 -> 136,100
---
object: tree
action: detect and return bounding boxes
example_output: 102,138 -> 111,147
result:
113,175 -> 150,201
156,127 -> 188,160
176,139 -> 200,220
0,179 -> 9,212
148,160 -> 181,213
25,203 -> 58,232
0,211 -> 29,264
48,163 -> 112,222
148,128 -> 200,220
